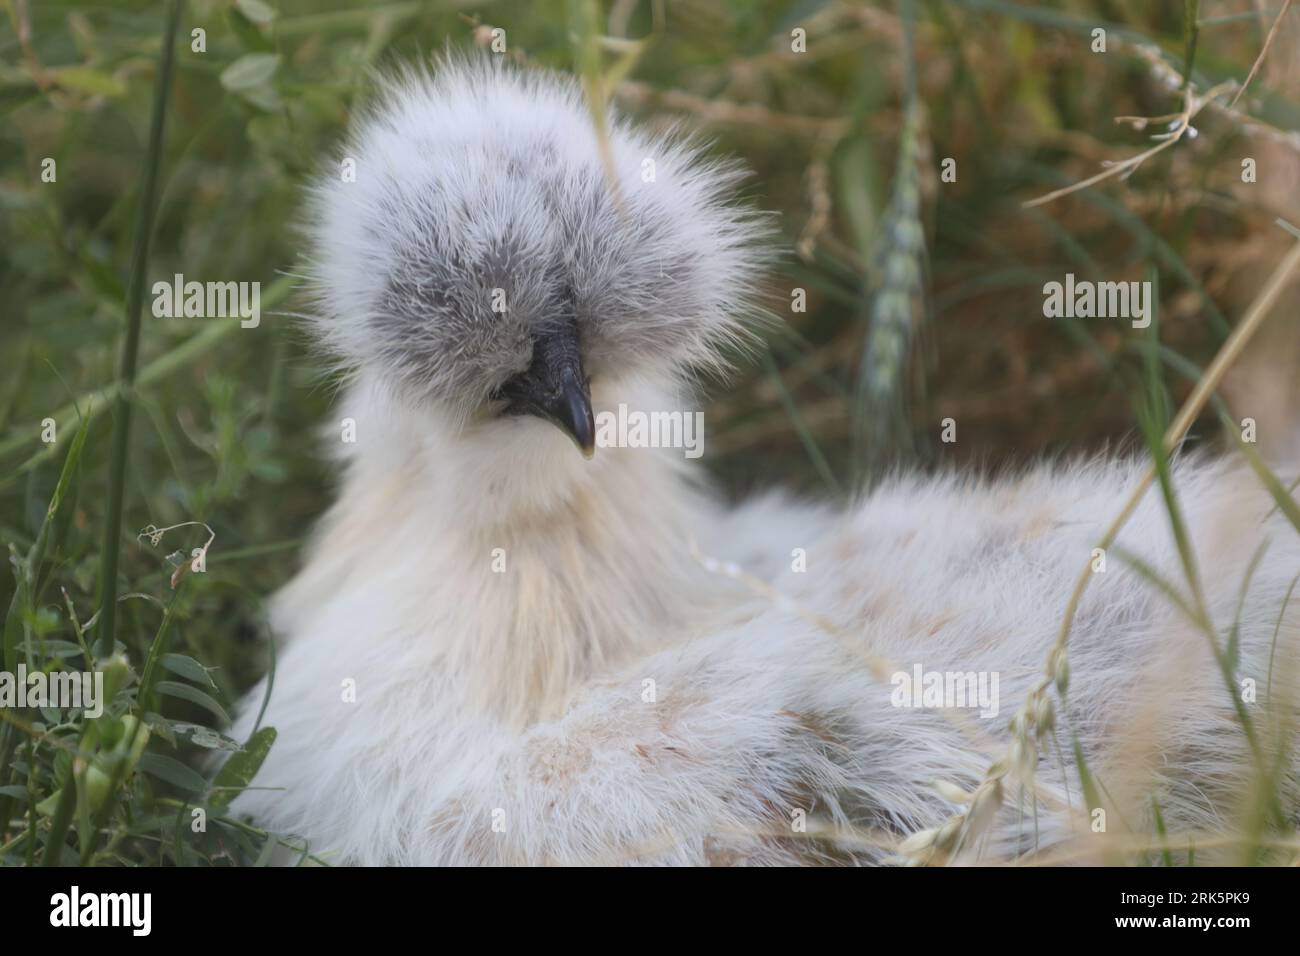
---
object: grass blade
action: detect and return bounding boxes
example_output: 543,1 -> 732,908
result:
95,0 -> 185,656
209,726 -> 277,810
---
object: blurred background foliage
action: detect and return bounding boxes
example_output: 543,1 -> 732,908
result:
1,0 -> 1298,863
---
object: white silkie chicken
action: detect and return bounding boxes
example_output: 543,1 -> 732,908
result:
232,56 -> 1300,865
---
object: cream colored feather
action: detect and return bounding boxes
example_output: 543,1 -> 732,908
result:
232,57 -> 1300,865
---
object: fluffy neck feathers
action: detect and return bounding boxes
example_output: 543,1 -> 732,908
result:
271,372 -> 726,726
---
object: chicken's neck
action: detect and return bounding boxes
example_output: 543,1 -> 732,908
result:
273,374 -> 726,727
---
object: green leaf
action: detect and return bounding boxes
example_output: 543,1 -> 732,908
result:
219,53 -> 281,92
209,726 -> 276,810
1267,573 -> 1300,700
253,836 -> 278,866
237,83 -> 283,112
32,640 -> 87,660
137,594 -> 180,714
161,653 -> 217,689
761,351 -> 842,496
1070,733 -> 1104,843
1135,388 -> 1205,617
4,415 -> 89,672
138,753 -> 208,793
51,67 -> 127,98
169,721 -> 241,752
1113,546 -> 1199,627
835,135 -> 879,258
1227,540 -> 1270,672
234,0 -> 277,24
1237,436 -> 1300,535
155,681 -> 231,725
229,7 -> 276,52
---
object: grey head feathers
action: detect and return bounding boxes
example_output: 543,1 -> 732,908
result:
304,55 -> 774,428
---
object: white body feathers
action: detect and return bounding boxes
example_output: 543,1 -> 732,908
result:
232,60 -> 1300,865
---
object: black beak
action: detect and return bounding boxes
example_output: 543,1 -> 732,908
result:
497,314 -> 595,458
